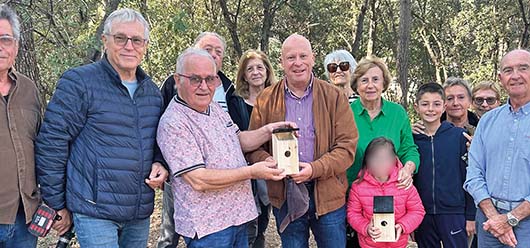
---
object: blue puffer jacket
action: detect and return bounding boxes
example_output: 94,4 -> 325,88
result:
35,56 -> 163,221
413,121 -> 476,220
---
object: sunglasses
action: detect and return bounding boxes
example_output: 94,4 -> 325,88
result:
473,97 -> 497,105
327,62 -> 350,73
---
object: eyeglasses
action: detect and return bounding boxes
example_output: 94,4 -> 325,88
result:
0,35 -> 16,47
473,97 -> 497,105
106,34 -> 147,48
327,62 -> 350,73
177,73 -> 219,87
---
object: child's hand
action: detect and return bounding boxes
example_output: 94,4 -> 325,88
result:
395,224 -> 404,241
367,224 -> 382,240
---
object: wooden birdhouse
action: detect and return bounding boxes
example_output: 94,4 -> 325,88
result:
272,128 -> 299,175
373,196 -> 396,242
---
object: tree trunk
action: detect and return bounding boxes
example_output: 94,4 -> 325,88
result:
260,0 -> 286,53
396,0 -> 412,108
85,0 -> 121,64
7,2 -> 48,105
352,0 -> 369,57
366,0 -> 377,56
219,0 -> 243,57
518,0 -> 529,48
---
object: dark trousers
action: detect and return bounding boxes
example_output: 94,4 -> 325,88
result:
415,214 -> 467,248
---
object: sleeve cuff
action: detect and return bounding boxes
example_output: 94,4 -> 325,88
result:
173,163 -> 206,177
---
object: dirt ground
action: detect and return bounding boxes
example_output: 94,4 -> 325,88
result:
38,190 -> 417,247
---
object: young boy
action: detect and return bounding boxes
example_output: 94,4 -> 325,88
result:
412,83 -> 476,248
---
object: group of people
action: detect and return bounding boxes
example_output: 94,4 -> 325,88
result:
1,5 -> 529,248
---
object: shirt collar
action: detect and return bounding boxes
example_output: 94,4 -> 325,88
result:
173,95 -> 211,116
354,97 -> 388,116
284,74 -> 314,100
507,98 -> 530,115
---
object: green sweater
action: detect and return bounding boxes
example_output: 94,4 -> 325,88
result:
347,98 -> 420,185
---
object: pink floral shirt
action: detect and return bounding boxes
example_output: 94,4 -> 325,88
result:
157,97 -> 257,238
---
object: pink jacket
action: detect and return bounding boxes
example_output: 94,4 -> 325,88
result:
347,160 -> 425,248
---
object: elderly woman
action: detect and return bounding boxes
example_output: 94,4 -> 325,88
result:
228,49 -> 276,248
471,81 -> 501,118
346,56 -> 419,248
323,49 -> 358,103
347,56 -> 419,187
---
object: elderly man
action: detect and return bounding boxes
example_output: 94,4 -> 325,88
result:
157,31 -> 237,248
464,49 -> 530,247
157,47 -> 294,247
0,5 -> 41,248
35,8 -> 168,247
247,34 -> 358,247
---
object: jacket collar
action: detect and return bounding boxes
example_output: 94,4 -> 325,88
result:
441,110 -> 479,127
99,54 -> 150,85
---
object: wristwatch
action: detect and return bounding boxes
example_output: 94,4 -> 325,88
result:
507,212 -> 520,227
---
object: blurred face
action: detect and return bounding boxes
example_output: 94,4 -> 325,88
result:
498,50 -> 530,100
472,89 -> 500,117
195,35 -> 224,72
244,58 -> 267,88
367,147 -> 395,180
175,55 -> 219,112
357,66 -> 384,102
328,60 -> 352,87
415,92 -> 445,124
445,85 -> 471,120
102,21 -> 147,76
281,35 -> 315,85
0,19 -> 18,74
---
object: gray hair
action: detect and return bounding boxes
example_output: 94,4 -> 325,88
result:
175,48 -> 217,75
0,5 -> 20,41
103,8 -> 150,40
323,49 -> 357,79
193,32 -> 227,51
443,77 -> 472,98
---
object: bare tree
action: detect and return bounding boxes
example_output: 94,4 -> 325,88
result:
219,0 -> 243,57
396,0 -> 412,107
260,0 -> 287,53
351,0 -> 369,57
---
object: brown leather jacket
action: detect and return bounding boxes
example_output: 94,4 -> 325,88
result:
247,77 -> 358,216
0,70 -> 42,224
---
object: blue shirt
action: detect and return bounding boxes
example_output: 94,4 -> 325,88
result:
122,80 -> 138,99
464,100 -> 530,205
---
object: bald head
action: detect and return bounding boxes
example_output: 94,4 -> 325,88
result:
282,34 -> 312,55
280,34 -> 315,87
500,49 -> 530,70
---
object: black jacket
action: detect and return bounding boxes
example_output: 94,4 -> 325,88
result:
413,121 -> 476,220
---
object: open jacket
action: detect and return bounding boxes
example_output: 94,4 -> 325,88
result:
0,70 -> 42,224
347,161 -> 425,248
247,77 -> 358,216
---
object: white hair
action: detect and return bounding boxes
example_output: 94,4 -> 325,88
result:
193,32 -> 227,51
323,49 -> 357,79
103,8 -> 150,40
175,48 -> 217,75
0,5 -> 20,40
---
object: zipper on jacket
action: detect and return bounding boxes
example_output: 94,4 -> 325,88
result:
431,136 -> 436,214
131,82 -> 145,219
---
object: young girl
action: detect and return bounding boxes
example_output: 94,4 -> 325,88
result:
347,137 -> 425,248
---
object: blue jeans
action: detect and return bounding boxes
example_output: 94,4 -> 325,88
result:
0,204 -> 37,248
272,184 -> 346,248
183,223 -> 248,248
73,213 -> 150,248
476,207 -> 530,247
